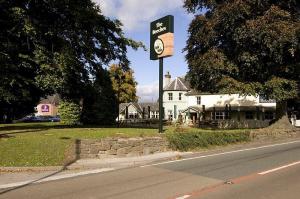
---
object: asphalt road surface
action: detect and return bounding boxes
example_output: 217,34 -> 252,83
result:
1,140 -> 300,199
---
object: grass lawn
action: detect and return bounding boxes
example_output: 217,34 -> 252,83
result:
0,122 -> 158,167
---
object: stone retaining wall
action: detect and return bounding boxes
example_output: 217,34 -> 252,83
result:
79,137 -> 168,159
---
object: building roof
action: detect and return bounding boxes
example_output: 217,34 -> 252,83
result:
119,102 -> 159,113
164,77 -> 190,91
39,94 -> 60,105
185,90 -> 219,96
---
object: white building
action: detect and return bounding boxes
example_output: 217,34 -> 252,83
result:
118,102 -> 159,121
118,72 -> 278,128
162,72 -> 277,128
163,72 -> 190,121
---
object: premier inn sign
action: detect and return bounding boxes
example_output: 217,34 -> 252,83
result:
150,15 -> 174,60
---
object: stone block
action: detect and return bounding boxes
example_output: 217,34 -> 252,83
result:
106,149 -> 117,155
127,151 -> 142,157
117,147 -> 132,156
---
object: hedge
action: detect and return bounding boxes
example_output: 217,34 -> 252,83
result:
58,101 -> 81,126
166,130 -> 251,151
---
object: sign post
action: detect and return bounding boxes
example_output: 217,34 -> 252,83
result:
150,15 -> 174,133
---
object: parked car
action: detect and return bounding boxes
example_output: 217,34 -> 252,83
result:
16,115 -> 60,123
36,116 -> 60,122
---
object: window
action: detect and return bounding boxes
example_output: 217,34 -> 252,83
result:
179,93 -> 182,100
152,111 -> 159,119
245,111 -> 254,119
168,110 -> 173,121
197,97 -> 201,105
259,95 -> 276,103
214,112 -> 228,120
128,112 -> 138,119
168,93 -> 173,101
265,112 -> 275,120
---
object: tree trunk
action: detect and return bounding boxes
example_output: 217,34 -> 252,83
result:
276,100 -> 288,120
269,100 -> 294,130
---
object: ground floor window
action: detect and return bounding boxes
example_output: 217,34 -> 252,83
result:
213,112 -> 229,120
168,110 -> 173,121
151,111 -> 159,119
129,113 -> 138,119
265,111 -> 275,120
245,111 -> 254,120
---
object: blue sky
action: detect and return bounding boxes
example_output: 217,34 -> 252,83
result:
93,0 -> 193,101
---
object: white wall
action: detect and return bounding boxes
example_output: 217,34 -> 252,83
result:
163,91 -> 188,120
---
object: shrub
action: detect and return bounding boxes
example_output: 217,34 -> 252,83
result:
166,130 -> 251,151
58,101 -> 81,125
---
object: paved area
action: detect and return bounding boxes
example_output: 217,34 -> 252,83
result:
0,151 -> 188,187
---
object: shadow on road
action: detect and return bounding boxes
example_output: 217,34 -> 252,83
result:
0,139 -> 81,195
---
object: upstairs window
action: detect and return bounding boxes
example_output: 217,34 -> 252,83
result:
197,97 -> 201,105
259,95 -> 276,103
168,93 -> 173,101
179,93 -> 182,101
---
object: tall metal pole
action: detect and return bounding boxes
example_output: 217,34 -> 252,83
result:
159,58 -> 164,133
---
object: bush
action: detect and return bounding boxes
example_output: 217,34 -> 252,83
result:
166,130 -> 250,151
58,101 -> 81,125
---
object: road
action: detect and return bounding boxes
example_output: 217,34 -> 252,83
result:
1,140 -> 300,199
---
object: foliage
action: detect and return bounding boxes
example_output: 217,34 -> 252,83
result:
166,129 -> 250,151
0,122 -> 157,166
184,0 -> 300,103
109,64 -> 138,103
0,0 -> 143,121
58,101 -> 81,125
81,69 -> 118,125
0,0 -> 43,121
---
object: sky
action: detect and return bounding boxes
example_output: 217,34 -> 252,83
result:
93,0 -> 193,102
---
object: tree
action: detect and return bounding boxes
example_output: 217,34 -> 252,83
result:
109,64 -> 139,103
0,0 -> 43,121
0,0 -> 143,122
184,0 -> 300,123
81,69 -> 118,125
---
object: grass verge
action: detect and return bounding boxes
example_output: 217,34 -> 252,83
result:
0,123 -> 158,167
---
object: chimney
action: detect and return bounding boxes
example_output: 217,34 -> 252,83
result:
164,71 -> 171,87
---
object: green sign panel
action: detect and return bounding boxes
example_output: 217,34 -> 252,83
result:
150,15 -> 174,60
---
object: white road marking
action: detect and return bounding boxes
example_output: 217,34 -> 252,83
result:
0,168 -> 115,189
258,161 -> 300,175
140,140 -> 300,168
176,195 -> 191,199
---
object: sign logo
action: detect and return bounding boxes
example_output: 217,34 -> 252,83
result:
41,105 -> 50,112
150,15 -> 174,60
154,39 -> 164,55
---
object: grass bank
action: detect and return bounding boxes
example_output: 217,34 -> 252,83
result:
0,123 -> 252,166
0,123 -> 158,167
166,127 -> 251,151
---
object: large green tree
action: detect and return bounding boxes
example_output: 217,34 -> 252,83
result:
184,0 -> 300,121
109,64 -> 138,103
0,0 -> 142,122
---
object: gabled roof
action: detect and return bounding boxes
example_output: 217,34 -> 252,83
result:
164,77 -> 190,91
139,103 -> 159,111
119,102 -> 159,114
39,94 -> 60,105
